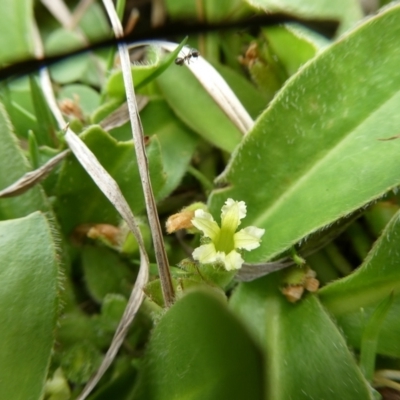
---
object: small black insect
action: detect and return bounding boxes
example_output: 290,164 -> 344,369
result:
175,48 -> 199,66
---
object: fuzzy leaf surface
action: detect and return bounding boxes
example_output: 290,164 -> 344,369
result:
132,289 -> 264,400
209,4 -> 400,263
230,272 -> 373,399
0,212 -> 59,400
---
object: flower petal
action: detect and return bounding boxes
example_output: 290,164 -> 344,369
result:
192,243 -> 218,264
220,199 -> 245,235
234,226 -> 265,250
221,199 -> 246,220
222,250 -> 244,271
191,209 -> 220,240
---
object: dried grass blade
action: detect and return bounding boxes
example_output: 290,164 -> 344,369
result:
34,22 -> 150,398
100,95 -> 148,130
159,41 -> 254,134
0,150 -> 69,198
102,0 -> 174,306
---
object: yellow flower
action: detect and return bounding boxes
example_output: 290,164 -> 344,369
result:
191,199 -> 265,271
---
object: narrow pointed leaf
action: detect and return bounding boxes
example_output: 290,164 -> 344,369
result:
0,102 -> 49,220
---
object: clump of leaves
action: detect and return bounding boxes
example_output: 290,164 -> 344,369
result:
1,1 -> 400,400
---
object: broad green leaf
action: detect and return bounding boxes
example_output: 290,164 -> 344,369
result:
209,4 -> 400,263
0,212 -> 59,400
230,272 -> 373,400
132,289 -> 264,400
0,0 -> 33,65
0,102 -> 49,220
156,63 -> 243,153
245,0 -> 363,34
319,210 -> 400,357
55,125 -> 165,234
140,99 -> 198,199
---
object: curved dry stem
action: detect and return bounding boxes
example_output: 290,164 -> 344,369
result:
0,150 -> 69,198
33,20 -> 151,400
158,41 -> 254,135
102,0 -> 174,307
77,253 -> 148,400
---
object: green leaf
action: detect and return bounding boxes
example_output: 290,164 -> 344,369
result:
245,0 -> 363,33
140,99 -> 198,199
0,212 -> 59,400
0,102 -> 49,220
0,0 -> 34,65
55,125 -> 165,234
29,75 -> 57,147
230,272 -> 373,399
156,63 -> 243,153
132,289 -> 264,400
319,209 -> 400,357
209,4 -> 400,263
